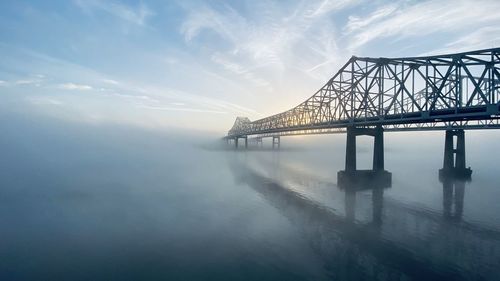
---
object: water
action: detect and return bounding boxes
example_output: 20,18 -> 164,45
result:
1,113 -> 500,280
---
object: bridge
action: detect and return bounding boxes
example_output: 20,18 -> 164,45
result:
224,47 -> 500,182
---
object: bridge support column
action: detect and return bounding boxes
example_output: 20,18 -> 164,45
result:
234,138 -> 238,149
272,136 -> 280,150
345,127 -> 356,172
244,136 -> 248,149
439,129 -> 472,180
338,126 -> 391,187
373,126 -> 384,171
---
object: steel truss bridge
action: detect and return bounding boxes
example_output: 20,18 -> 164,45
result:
224,47 -> 500,180
226,48 -> 500,138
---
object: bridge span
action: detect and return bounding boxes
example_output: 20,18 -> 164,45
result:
224,47 -> 500,181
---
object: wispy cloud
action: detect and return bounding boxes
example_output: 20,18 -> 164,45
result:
102,78 -> 119,85
26,96 -> 64,106
180,0 -> 358,83
3,0 -> 500,133
12,74 -> 45,86
343,4 -> 397,34
15,80 -> 38,85
74,0 -> 153,25
107,92 -> 160,103
133,85 -> 260,117
344,0 -> 500,52
425,26 -> 500,55
58,83 -> 93,91
211,53 -> 271,89
139,105 -> 227,114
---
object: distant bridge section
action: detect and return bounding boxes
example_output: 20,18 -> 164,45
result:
227,48 -> 500,138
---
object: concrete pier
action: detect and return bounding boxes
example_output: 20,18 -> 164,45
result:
439,129 -> 472,180
233,136 -> 248,150
338,126 -> 391,187
272,136 -> 280,150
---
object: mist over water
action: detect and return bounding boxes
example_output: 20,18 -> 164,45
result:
1,111 -> 500,281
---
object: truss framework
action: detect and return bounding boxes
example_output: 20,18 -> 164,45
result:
227,48 -> 500,138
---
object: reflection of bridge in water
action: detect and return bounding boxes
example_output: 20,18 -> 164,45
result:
229,158 -> 500,281
225,48 -> 500,182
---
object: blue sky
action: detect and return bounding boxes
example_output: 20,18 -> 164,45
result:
0,0 -> 499,133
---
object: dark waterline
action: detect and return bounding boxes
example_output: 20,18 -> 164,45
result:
1,115 -> 500,280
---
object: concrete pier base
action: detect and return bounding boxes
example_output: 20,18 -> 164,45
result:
233,136 -> 248,150
338,170 -> 392,189
340,170 -> 390,224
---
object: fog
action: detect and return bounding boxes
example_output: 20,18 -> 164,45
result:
1,109 -> 500,280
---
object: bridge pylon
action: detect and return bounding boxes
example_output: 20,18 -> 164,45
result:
233,136 -> 248,150
272,136 -> 280,150
337,126 -> 391,187
439,129 -> 472,180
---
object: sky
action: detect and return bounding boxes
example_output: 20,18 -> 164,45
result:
0,0 -> 499,134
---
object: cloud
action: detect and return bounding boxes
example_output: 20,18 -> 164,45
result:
180,0 -> 358,86
310,0 -> 363,17
425,26 -> 500,55
344,0 -> 500,51
108,92 -> 160,103
139,105 -> 227,114
343,4 -> 397,34
211,53 -> 271,88
15,79 -> 44,86
131,85 -> 260,117
26,97 -> 64,106
74,0 -> 153,25
102,78 -> 119,85
58,83 -> 93,91
15,80 -> 35,85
